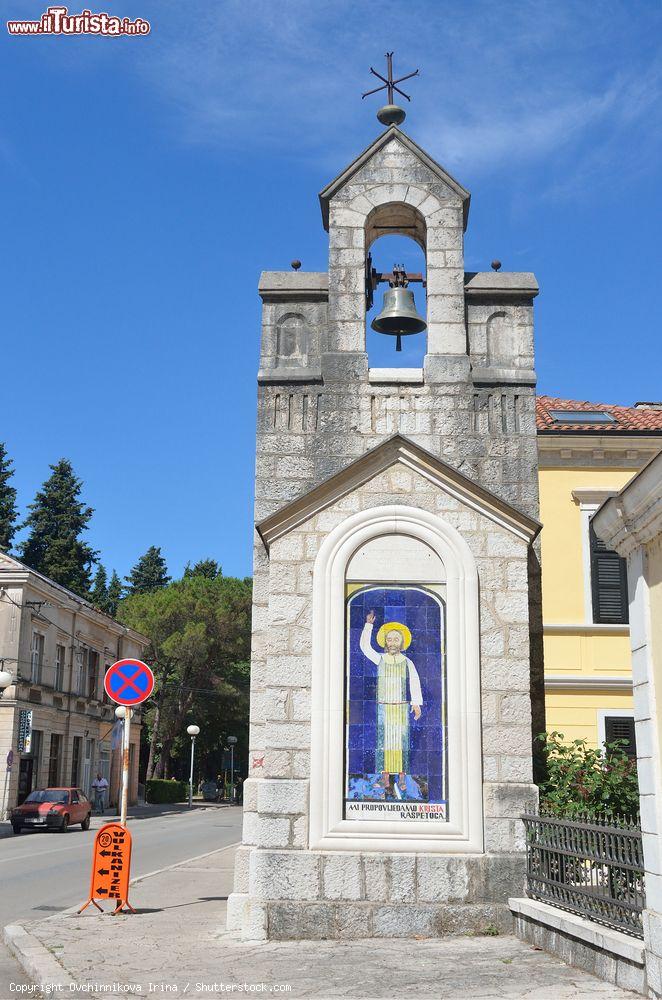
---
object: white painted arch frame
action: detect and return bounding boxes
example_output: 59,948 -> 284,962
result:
309,504 -> 484,853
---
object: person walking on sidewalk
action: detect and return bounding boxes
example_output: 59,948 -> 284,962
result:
91,773 -> 109,815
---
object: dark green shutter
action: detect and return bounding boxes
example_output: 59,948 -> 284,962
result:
590,521 -> 629,624
605,716 -> 637,758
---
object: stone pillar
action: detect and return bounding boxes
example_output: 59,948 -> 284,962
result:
593,456 -> 662,997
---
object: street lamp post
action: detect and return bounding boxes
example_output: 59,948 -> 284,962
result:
227,736 -> 238,801
187,725 -> 200,809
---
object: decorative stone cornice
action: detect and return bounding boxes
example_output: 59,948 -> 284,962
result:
537,435 -> 662,469
571,488 -> 619,507
0,553 -> 148,646
544,675 -> 632,690
464,271 -> 539,301
593,451 -> 662,557
258,271 -> 328,302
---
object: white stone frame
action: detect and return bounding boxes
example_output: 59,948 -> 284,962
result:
309,504 -> 483,853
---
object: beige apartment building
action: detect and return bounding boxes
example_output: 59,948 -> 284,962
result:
0,551 -> 149,818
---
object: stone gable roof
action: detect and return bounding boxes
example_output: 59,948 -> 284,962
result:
257,434 -> 540,551
536,396 -> 662,434
318,126 -> 471,231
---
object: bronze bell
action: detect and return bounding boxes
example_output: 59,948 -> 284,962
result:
371,265 -> 426,351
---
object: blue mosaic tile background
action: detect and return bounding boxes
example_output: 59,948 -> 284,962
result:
345,586 -> 447,805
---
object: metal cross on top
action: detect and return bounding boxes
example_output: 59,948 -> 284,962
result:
362,52 -> 419,127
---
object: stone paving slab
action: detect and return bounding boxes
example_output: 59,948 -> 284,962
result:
9,845 -> 639,999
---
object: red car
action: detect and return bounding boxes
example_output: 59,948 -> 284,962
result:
11,787 -> 92,834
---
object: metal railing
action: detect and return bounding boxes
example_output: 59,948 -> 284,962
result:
523,813 -> 645,938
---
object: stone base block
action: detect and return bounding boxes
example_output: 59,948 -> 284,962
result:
232,898 -> 513,941
644,909 -> 662,997
226,892 -> 248,932
510,897 -> 645,996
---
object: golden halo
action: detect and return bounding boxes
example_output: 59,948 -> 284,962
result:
376,621 -> 412,651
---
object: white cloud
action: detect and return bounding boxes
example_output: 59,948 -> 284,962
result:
14,0 -> 659,198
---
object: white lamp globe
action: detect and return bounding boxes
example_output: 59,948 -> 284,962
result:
187,725 -> 200,737
0,670 -> 12,690
115,706 -> 127,719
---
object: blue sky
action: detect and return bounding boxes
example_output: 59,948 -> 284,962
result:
3,0 -> 661,581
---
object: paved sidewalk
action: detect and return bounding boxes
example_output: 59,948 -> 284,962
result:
5,845 -> 638,999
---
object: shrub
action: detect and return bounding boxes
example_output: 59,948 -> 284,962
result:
536,731 -> 640,820
146,778 -> 188,804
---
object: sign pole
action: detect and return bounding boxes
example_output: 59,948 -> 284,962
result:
120,707 -> 132,827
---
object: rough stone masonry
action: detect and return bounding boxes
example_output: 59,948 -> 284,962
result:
227,124 -> 544,940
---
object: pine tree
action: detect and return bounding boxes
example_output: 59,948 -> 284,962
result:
0,443 -> 18,553
90,564 -> 108,610
20,459 -> 97,595
106,570 -> 123,617
183,558 -> 221,579
125,546 -> 170,595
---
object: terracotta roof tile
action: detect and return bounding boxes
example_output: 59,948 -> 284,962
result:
536,396 -> 662,433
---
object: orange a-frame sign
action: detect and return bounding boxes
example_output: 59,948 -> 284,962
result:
79,822 -> 134,914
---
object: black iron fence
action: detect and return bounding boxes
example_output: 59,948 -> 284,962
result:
523,813 -> 645,938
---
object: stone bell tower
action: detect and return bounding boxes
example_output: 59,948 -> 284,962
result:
229,64 -> 542,941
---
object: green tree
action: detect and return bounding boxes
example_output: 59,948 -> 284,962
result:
0,443 -> 18,553
119,572 -> 252,779
125,546 -> 171,595
20,459 -> 97,596
90,564 -> 108,610
183,558 -> 221,579
106,570 -> 123,617
537,731 -> 640,819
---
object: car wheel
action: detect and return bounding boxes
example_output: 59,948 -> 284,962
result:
59,815 -> 69,833
81,815 -> 90,831
11,824 -> 21,835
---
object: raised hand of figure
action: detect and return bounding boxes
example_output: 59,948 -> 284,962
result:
411,704 -> 421,720
366,610 -> 376,624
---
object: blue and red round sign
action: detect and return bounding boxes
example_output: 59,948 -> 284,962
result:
104,659 -> 154,706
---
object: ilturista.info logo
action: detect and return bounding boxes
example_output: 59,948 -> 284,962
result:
7,6 -> 150,35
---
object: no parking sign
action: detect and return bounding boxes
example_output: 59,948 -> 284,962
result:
103,659 -> 154,706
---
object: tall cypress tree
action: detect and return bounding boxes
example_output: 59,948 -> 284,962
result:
125,546 -> 170,595
20,459 -> 97,596
0,443 -> 18,553
90,564 -> 108,610
106,570 -> 123,617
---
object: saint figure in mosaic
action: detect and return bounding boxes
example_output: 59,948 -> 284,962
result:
360,610 -> 423,792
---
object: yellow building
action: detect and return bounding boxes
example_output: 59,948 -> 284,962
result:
537,396 -> 662,748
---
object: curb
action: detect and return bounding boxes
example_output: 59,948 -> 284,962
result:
3,923 -> 75,995
3,840 -> 241,994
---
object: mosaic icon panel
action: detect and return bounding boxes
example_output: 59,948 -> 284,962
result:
344,584 -> 448,823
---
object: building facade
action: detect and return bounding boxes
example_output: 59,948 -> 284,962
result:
229,124 -> 544,940
593,451 -> 662,997
537,396 -> 662,749
0,552 -> 148,818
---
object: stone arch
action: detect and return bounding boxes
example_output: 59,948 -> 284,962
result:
309,503 -> 483,853
364,201 -> 427,251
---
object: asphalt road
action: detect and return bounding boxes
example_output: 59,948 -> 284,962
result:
0,803 -> 243,997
